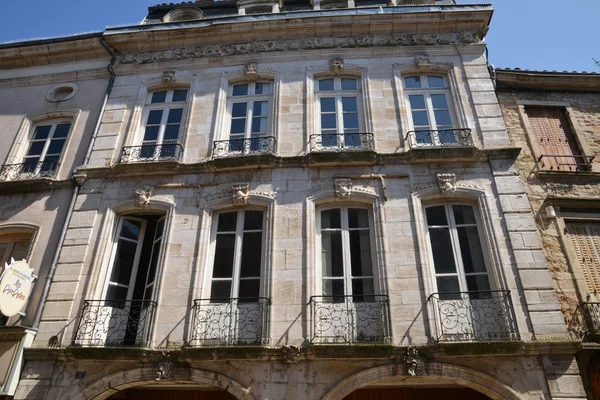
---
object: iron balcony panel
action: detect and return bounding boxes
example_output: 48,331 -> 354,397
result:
405,128 -> 473,149
120,141 -> 184,163
309,132 -> 374,152
212,136 -> 276,158
0,160 -> 59,181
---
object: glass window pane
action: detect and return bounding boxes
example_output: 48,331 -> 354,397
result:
321,209 -> 341,229
9,242 -> 30,262
106,285 -> 128,302
146,241 -> 161,286
147,109 -> 163,125
253,101 -> 268,116
453,205 -> 476,225
167,108 -> 183,124
348,208 -> 369,229
349,230 -> 373,277
143,125 -> 160,142
320,97 -> 336,113
217,212 -> 238,232
251,117 -> 267,133
352,278 -> 374,299
458,226 -> 487,274
26,141 -> 45,156
240,232 -> 262,278
322,231 -> 343,277
411,111 -> 429,127
322,279 -> 344,297
434,110 -> 452,127
429,227 -> 457,274
33,125 -> 51,140
163,125 -> 180,141
426,206 -> 448,226
431,94 -> 449,109
343,113 -> 359,130
212,234 -> 235,278
404,76 -> 422,88
172,89 -> 188,102
320,114 -> 337,130
341,97 -> 358,112
53,123 -> 71,138
0,243 -> 7,264
232,84 -> 249,96
466,275 -> 491,294
409,95 -> 426,110
47,139 -> 65,155
230,118 -> 246,135
231,102 -> 247,118
210,281 -> 232,301
238,279 -> 260,299
244,210 -> 263,230
255,82 -> 271,95
151,91 -> 167,103
427,75 -> 446,88
111,239 -> 138,286
318,78 -> 334,91
436,276 -> 460,299
120,219 -> 142,241
341,78 -> 358,90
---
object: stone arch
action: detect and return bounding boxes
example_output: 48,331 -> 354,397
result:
72,366 -> 254,400
321,362 -> 524,400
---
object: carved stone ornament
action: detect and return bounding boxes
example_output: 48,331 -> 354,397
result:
162,70 -> 176,85
334,178 -> 353,200
329,58 -> 344,74
404,347 -> 426,376
415,56 -> 431,72
244,63 -> 259,81
135,186 -> 154,208
73,172 -> 88,186
436,173 -> 456,197
281,345 -> 301,364
118,33 -> 481,65
155,360 -> 173,381
232,183 -> 250,206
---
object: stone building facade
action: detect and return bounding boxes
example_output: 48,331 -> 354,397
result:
0,1 -> 591,399
496,68 -> 600,400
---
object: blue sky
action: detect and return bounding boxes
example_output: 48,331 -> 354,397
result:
0,0 -> 598,72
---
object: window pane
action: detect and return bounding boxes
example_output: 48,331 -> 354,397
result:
106,285 -> 128,302
163,125 -> 180,141
255,82 -> 271,95
427,75 -> 446,88
26,141 -> 45,156
111,239 -> 138,286
167,108 -> 183,124
457,226 -> 487,274
352,278 -> 374,299
231,102 -> 248,118
466,275 -> 491,293
230,118 -> 246,135
146,241 -> 161,286
409,95 -> 426,110
321,209 -> 341,229
341,78 -> 358,90
172,89 -> 188,102
343,113 -> 359,130
411,111 -> 429,127
143,125 -> 160,142
251,117 -> 267,134
322,279 -> 344,297
349,230 -> 373,277
253,101 -> 268,117
210,281 -> 232,301
244,210 -> 263,230
121,219 -> 142,241
322,231 -> 343,277
341,97 -> 358,112
212,234 -> 235,278
348,208 -> 369,229
240,232 -> 262,278
47,139 -> 65,155
9,242 -> 30,261
320,97 -> 336,113
33,125 -> 51,140
320,114 -> 337,130
53,123 -> 71,138
436,276 -> 460,299
232,84 -> 249,96
426,206 -> 448,226
217,212 -> 238,232
318,78 -> 334,91
147,109 -> 163,125
151,91 -> 167,103
434,110 -> 452,127
429,227 -> 457,274
453,205 -> 476,225
0,243 -> 7,264
404,76 -> 422,88
238,279 -> 260,299
431,94 -> 449,109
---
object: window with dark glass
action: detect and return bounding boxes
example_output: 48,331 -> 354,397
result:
316,77 -> 362,148
228,82 -> 272,153
141,89 -> 188,159
22,120 -> 71,175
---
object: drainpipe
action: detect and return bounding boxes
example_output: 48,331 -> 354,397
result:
31,36 -> 117,330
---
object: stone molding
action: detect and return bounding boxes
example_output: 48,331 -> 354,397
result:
118,32 -> 481,65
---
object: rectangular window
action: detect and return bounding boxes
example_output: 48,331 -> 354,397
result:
227,82 -> 272,154
566,221 -> 600,295
21,120 -> 71,177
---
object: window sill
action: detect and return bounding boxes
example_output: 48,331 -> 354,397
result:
0,177 -> 72,194
537,170 -> 600,179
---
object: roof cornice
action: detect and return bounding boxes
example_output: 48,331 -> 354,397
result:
495,68 -> 600,92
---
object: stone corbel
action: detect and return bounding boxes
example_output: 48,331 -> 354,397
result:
334,178 -> 353,200
329,58 -> 344,74
135,186 -> 154,208
244,63 -> 259,81
436,173 -> 456,197
281,345 -> 301,364
404,347 -> 426,376
73,172 -> 88,186
232,183 -> 250,206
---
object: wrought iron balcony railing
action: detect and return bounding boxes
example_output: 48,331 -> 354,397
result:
537,154 -> 594,172
189,297 -> 270,346
405,128 -> 473,149
569,302 -> 600,339
120,141 -> 183,163
308,295 -> 391,344
428,290 -> 519,342
0,160 -> 59,181
72,300 -> 157,347
212,136 -> 276,158
309,132 -> 374,152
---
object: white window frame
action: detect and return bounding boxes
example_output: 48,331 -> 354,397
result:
18,118 -> 73,177
315,205 -> 378,297
139,88 -> 189,147
0,234 -> 32,269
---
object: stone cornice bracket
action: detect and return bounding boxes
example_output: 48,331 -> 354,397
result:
136,186 -> 154,208
437,173 -> 456,197
334,178 -> 352,200
329,58 -> 344,74
72,171 -> 88,186
232,183 -> 250,206
244,63 -> 259,81
281,345 -> 301,364
404,347 -> 426,376
163,70 -> 176,86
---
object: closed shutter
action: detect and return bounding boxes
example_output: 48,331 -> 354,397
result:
566,221 -> 600,295
525,107 -> 584,171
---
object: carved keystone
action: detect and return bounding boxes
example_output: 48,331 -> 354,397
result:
334,178 -> 352,200
232,183 -> 250,206
436,173 -> 456,197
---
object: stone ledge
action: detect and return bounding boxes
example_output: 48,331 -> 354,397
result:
0,178 -> 73,194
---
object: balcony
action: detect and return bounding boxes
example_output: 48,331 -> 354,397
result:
570,302 -> 600,339
0,160 -> 59,181
537,154 -> 594,172
308,295 -> 391,344
120,141 -> 183,163
309,132 -> 374,152
428,290 -> 519,342
212,136 -> 276,158
188,297 -> 270,346
72,300 -> 156,347
405,128 -> 473,149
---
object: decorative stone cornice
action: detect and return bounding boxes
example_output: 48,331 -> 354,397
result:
117,32 -> 481,65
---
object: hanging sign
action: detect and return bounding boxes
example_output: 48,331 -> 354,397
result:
0,259 -> 36,317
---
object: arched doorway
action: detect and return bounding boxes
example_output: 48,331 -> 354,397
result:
108,386 -> 238,400
343,387 -> 492,400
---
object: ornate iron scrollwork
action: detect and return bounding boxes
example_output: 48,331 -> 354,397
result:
0,160 -> 59,181
309,133 -> 374,152
405,128 -> 473,149
120,141 -> 183,163
212,136 -> 276,158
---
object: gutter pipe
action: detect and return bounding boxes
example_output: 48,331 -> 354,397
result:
32,35 -> 117,330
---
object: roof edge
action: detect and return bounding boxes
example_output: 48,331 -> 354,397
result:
0,32 -> 103,50
496,68 -> 600,92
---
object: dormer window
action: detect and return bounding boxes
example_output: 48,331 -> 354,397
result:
162,6 -> 205,23
237,0 -> 280,15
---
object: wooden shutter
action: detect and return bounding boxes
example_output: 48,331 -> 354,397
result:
525,107 -> 584,171
566,222 -> 600,295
